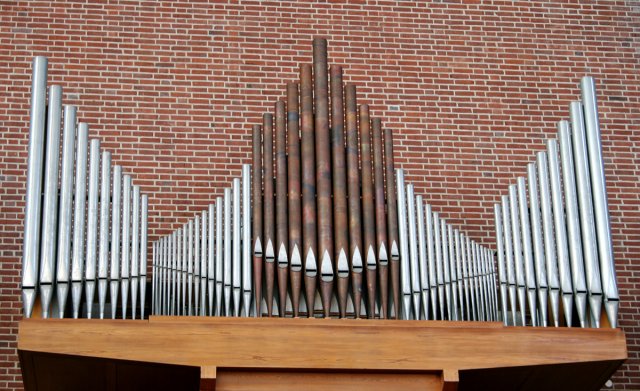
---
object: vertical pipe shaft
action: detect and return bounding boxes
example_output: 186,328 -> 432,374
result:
39,84 -> 62,318
252,124 -> 263,317
187,219 -> 194,316
508,184 -> 527,326
570,101 -> 603,327
493,204 -> 508,325
516,177 -> 538,326
345,84 -> 363,318
313,38 -> 334,317
527,163 -> 549,327
242,165 -> 252,317
215,199 -> 223,316
406,185 -> 420,319
447,224 -> 458,321
581,77 -> 618,328
85,139 -> 101,319
158,238 -> 163,315
384,128 -> 400,319
483,248 -> 493,321
547,139 -> 574,326
466,236 -> 478,322
500,196 -> 516,325
454,229 -> 466,321
194,214 -> 201,315
71,123 -> 88,319
460,233 -> 471,322
416,198 -> 430,320
441,219 -> 452,320
372,118 -> 389,319
433,212 -> 445,320
131,185 -> 141,318
263,113 -> 276,316
140,195 -> 148,319
151,241 -> 156,315
109,165 -> 122,319
98,151 -> 111,319
396,169 -> 411,320
177,228 -> 183,315
201,210 -> 208,316
121,174 -> 131,319
558,121 -> 588,327
56,105 -> 77,318
360,105 -> 377,319
208,204 -> 215,316
287,83 -> 302,317
300,64 -> 317,317
22,56 -> 47,318
233,179 -> 242,317
167,233 -> 172,315
330,66 -> 349,318
425,204 -> 438,320
275,101 -> 289,317
224,188 -> 232,316
171,231 -> 177,316
179,226 -> 186,315
538,151 -> 561,327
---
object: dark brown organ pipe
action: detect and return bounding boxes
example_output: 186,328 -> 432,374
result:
300,64 -> 317,317
360,104 -> 377,319
263,113 -> 276,316
252,124 -> 264,317
313,37 -> 334,317
287,82 -> 302,317
330,65 -> 349,318
372,117 -> 389,319
384,127 -> 400,319
275,100 -> 288,317
345,83 -> 363,318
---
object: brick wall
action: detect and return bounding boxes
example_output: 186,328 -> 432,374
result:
0,0 -> 638,389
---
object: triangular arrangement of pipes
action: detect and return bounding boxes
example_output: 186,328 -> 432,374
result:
20,38 -> 618,327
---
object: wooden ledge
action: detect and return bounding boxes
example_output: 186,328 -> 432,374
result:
18,317 -> 626,390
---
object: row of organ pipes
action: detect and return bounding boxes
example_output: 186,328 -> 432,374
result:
20,39 -> 618,327
21,56 -> 149,320
152,38 -> 502,321
493,77 -> 619,328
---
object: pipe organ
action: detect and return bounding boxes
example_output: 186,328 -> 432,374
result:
20,39 -> 618,329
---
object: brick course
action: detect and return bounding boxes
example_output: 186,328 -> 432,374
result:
0,0 -> 638,389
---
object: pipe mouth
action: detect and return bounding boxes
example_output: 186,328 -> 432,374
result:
290,265 -> 302,272
352,266 -> 364,273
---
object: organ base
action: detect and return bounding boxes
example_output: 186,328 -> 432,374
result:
18,317 -> 625,391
